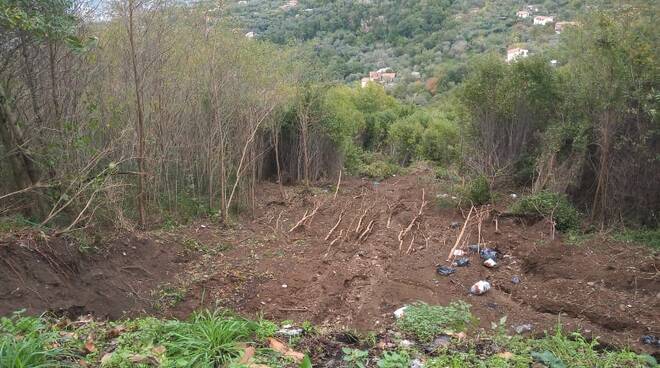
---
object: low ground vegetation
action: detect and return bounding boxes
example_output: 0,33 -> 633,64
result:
1,309 -> 655,368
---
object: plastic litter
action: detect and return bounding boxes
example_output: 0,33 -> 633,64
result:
450,221 -> 461,229
399,339 -> 415,348
278,325 -> 303,336
453,249 -> 465,256
470,280 -> 491,295
511,276 -> 521,284
640,335 -> 659,346
514,324 -> 533,334
480,248 -> 498,261
436,266 -> 456,276
410,358 -> 424,368
468,244 -> 480,253
455,258 -> 470,267
394,306 -> 408,319
483,258 -> 497,268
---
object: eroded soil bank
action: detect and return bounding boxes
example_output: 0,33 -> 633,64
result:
1,169 -> 658,356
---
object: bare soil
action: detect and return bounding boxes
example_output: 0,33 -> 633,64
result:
1,168 -> 658,355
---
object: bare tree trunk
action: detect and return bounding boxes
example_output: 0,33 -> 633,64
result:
127,0 -> 147,228
0,83 -> 46,218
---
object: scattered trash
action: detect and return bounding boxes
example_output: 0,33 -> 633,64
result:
510,193 -> 518,199
480,248 -> 497,261
437,193 -> 449,198
511,276 -> 521,284
514,324 -> 533,334
455,258 -> 470,267
483,259 -> 497,268
468,244 -> 480,253
281,284 -> 288,288
410,358 -> 424,368
640,335 -> 659,346
453,249 -> 465,256
399,339 -> 415,348
424,335 -> 451,353
450,221 -> 461,229
394,306 -> 408,319
278,325 -> 303,336
436,266 -> 456,276
470,280 -> 491,295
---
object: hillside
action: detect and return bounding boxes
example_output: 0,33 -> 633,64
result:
228,0 -> 622,102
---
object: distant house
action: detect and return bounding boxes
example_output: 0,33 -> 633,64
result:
506,48 -> 529,63
555,21 -> 578,34
533,16 -> 554,25
516,10 -> 530,18
360,77 -> 371,88
362,68 -> 396,87
245,31 -> 255,39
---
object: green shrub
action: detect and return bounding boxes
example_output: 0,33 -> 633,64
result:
510,191 -> 580,232
396,302 -> 473,342
612,228 -> 660,250
376,351 -> 410,368
342,347 -> 369,368
462,176 -> 491,205
0,313 -> 72,368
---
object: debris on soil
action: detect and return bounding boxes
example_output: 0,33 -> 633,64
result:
278,325 -> 303,336
479,248 -> 498,261
394,306 -> 408,319
436,266 -> 456,276
468,244 -> 480,253
411,358 -> 424,368
483,259 -> 497,268
640,335 -> 659,347
268,337 -> 305,362
399,339 -> 415,348
454,258 -> 470,267
514,324 -> 533,334
450,222 -> 461,229
453,249 -> 465,257
470,281 -> 491,295
511,276 -> 521,284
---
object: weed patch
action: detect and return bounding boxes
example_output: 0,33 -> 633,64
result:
510,191 -> 580,232
396,302 -> 473,342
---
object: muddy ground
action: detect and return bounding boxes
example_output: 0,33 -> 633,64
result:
1,168 -> 658,355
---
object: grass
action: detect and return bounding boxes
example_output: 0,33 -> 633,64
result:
612,228 -> 660,250
396,301 -> 473,342
0,312 -> 73,368
0,308 -> 656,368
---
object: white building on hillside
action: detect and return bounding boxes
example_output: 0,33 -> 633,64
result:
516,10 -> 530,18
506,48 -> 529,63
534,16 -> 554,25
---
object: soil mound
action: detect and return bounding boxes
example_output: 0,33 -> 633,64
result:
0,233 -> 190,319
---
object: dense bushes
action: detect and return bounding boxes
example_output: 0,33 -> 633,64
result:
511,191 -> 581,232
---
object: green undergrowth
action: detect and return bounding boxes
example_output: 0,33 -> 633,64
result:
397,302 -> 474,342
510,191 -> 581,232
612,228 -> 660,250
0,307 -> 656,368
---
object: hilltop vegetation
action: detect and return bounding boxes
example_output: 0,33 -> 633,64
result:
229,0 -> 638,102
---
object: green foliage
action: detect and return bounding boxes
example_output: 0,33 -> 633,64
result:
342,347 -> 369,368
396,302 -> 473,342
0,312 -> 72,368
355,153 -> 400,180
376,351 -> 410,368
462,176 -> 491,205
388,111 -> 459,165
511,191 -> 581,232
612,228 -> 660,250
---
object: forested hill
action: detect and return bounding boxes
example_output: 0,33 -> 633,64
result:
228,0 -> 624,102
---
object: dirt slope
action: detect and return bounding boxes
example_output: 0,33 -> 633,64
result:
0,168 -> 658,355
